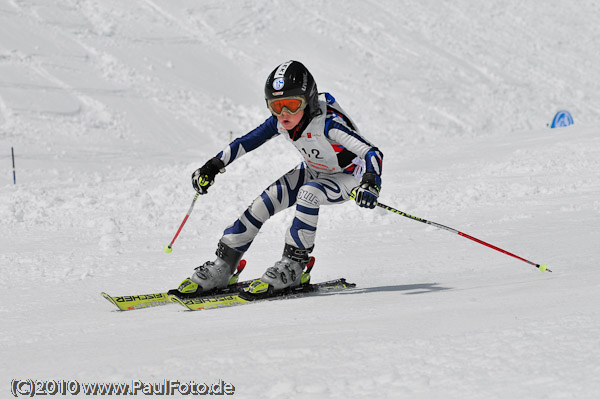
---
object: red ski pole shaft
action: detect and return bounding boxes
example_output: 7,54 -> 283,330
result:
376,202 -> 551,272
164,193 -> 200,253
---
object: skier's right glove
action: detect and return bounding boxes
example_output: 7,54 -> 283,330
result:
192,157 -> 226,194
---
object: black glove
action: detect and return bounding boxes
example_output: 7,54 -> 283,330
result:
192,157 -> 226,194
351,172 -> 381,209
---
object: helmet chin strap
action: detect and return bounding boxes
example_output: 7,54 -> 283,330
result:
287,111 -> 311,141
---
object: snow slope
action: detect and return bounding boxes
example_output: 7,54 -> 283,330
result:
1,1 -> 600,398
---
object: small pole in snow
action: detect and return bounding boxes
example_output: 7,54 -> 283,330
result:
11,147 -> 16,184
229,131 -> 233,143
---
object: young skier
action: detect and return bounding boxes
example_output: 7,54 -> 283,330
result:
188,60 -> 383,294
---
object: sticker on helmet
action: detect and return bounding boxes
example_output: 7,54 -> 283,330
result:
273,78 -> 285,90
274,61 -> 293,79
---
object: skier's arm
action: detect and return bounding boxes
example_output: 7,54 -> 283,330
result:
192,117 -> 280,194
325,116 -> 383,176
325,115 -> 383,208
216,117 -> 280,166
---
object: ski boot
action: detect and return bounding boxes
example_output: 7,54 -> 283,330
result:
243,244 -> 314,299
172,241 -> 245,298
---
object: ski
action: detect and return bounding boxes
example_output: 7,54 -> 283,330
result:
169,278 -> 356,311
101,280 -> 253,311
101,291 -> 172,311
101,260 -> 249,311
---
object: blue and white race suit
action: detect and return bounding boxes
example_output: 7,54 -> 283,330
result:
216,93 -> 383,252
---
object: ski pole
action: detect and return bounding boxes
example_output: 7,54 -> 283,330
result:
12,147 -> 16,184
376,201 -> 551,273
164,192 -> 200,253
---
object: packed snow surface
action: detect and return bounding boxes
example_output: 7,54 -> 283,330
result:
2,1 -> 600,398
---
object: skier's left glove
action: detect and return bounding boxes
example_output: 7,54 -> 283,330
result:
351,172 -> 381,209
192,157 -> 226,194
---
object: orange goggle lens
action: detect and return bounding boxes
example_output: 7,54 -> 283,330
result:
267,97 -> 307,116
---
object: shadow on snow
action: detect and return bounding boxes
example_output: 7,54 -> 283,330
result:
321,282 -> 452,296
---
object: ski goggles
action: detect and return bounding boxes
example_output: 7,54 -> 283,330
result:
267,96 -> 307,116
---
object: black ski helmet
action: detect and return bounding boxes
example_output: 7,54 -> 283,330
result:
264,60 -> 320,118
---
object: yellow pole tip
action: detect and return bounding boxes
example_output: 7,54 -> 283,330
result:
164,245 -> 173,254
539,264 -> 547,273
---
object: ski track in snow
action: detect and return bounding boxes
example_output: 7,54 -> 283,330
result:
1,1 -> 600,398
